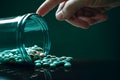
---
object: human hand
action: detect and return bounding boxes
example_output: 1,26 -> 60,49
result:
36,0 -> 120,29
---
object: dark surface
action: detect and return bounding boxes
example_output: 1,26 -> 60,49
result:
0,60 -> 120,80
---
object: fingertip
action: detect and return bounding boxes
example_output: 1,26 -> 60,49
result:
36,8 -> 45,17
36,0 -> 64,17
56,11 -> 65,20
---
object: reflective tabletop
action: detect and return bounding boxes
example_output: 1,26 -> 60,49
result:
0,60 -> 120,80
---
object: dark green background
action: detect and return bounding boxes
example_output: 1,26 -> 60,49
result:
0,0 -> 120,60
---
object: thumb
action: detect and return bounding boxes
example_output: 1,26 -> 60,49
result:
56,0 -> 84,20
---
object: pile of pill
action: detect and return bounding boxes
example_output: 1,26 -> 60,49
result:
0,49 -> 23,63
0,45 -> 73,69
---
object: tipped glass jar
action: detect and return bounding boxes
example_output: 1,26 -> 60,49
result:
0,13 -> 51,64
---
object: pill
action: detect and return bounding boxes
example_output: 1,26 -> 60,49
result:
64,62 -> 71,68
35,62 -> 42,67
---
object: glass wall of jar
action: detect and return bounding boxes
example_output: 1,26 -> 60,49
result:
0,13 -> 51,64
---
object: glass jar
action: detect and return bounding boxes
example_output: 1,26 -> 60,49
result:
0,13 -> 51,64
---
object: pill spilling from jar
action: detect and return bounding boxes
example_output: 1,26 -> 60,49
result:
0,45 -> 73,69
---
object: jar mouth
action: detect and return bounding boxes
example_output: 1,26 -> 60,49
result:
17,13 -> 51,63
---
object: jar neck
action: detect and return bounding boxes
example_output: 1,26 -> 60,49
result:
16,13 -> 51,63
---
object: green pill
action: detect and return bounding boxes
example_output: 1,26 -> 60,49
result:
66,57 -> 73,61
50,63 -> 56,68
34,59 -> 41,63
0,45 -> 73,70
9,53 -> 14,56
35,62 -> 42,67
64,62 -> 71,68
43,62 -> 49,66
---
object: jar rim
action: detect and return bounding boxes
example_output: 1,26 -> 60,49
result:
16,13 -> 51,63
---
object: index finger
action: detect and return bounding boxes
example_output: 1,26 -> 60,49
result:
36,0 -> 66,16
